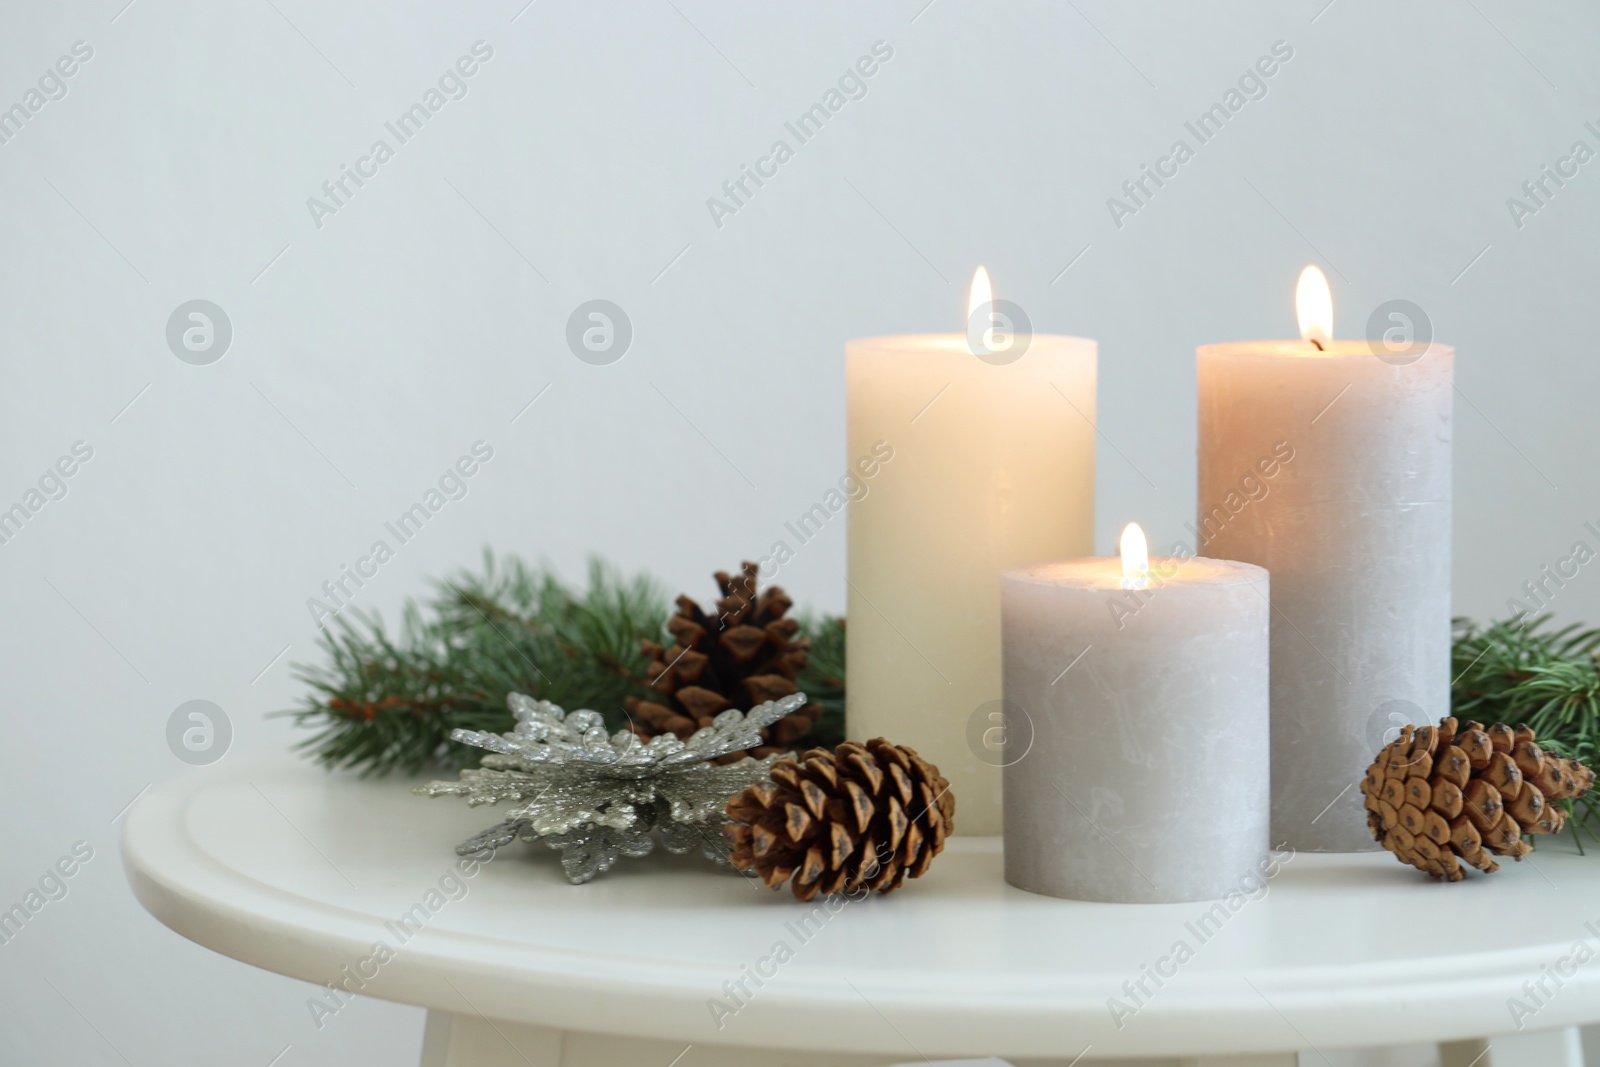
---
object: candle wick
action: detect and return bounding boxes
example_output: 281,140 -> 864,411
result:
1310,338 -> 1325,351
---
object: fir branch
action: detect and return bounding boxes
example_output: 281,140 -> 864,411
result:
282,553 -> 847,776
281,555 -> 666,776
1451,615 -> 1600,845
797,614 -> 846,749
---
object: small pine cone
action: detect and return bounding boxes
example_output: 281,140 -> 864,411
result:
625,562 -> 819,754
724,738 -> 955,900
1363,716 -> 1596,881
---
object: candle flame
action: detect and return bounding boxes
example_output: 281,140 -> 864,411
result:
966,265 -> 1006,356
968,265 -> 992,324
1119,522 -> 1149,590
1295,265 -> 1333,349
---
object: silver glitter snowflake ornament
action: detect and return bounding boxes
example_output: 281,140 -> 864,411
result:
416,691 -> 807,884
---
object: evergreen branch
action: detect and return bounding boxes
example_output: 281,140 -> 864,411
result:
280,554 -> 667,776
1452,614 -> 1600,845
797,613 -> 846,748
281,553 -> 846,776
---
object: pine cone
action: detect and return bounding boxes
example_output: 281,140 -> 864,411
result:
626,562 -> 818,757
723,738 -> 955,900
1362,716 -> 1595,881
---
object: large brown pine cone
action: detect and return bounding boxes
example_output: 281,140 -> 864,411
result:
626,562 -> 818,756
724,738 -> 955,900
1362,716 -> 1595,881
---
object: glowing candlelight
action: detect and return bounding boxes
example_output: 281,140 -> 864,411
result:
1119,522 -> 1149,590
966,265 -> 997,354
1295,265 -> 1333,350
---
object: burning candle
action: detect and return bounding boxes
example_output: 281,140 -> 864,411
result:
1000,524 -> 1271,903
846,268 -> 1097,834
1197,267 -> 1454,851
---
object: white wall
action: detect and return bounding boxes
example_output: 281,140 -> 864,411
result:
2,1 -> 1597,1063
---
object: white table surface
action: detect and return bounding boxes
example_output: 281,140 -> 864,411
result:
121,753 -> 1600,1062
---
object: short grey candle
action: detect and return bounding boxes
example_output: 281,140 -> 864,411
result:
1001,530 -> 1271,904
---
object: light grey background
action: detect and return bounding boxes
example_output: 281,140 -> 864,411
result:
2,1 -> 1596,1063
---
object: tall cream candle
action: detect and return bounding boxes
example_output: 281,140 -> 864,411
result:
1001,526 -> 1271,903
846,269 -> 1096,834
1196,268 -> 1454,852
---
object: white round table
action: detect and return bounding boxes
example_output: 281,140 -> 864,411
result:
122,755 -> 1600,1067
